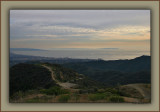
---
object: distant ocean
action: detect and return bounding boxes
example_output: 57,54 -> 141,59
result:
12,49 -> 150,60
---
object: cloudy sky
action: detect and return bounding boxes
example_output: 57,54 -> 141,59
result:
10,10 -> 150,51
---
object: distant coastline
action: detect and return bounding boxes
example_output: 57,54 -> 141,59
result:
10,48 -> 48,51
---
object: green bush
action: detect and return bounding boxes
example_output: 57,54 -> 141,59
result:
88,93 -> 106,101
58,95 -> 70,102
25,97 -> 42,103
11,91 -> 25,100
105,88 -> 118,94
25,96 -> 52,103
109,95 -> 124,102
72,93 -> 80,102
97,89 -> 105,93
105,92 -> 112,97
40,86 -> 69,95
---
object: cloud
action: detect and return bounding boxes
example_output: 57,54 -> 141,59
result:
10,10 -> 150,30
10,10 -> 150,50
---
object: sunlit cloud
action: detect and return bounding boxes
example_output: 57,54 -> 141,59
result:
10,10 -> 150,51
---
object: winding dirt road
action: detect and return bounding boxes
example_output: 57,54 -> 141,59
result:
42,64 -> 77,89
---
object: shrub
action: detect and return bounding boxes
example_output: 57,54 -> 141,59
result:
88,93 -> 106,101
40,86 -> 69,95
58,95 -> 70,102
105,88 -> 118,94
105,92 -> 112,97
72,93 -> 80,102
97,89 -> 105,93
25,96 -> 52,103
11,91 -> 25,100
109,95 -> 124,103
25,97 -> 41,103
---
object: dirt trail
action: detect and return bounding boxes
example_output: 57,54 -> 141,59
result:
125,84 -> 151,99
123,97 -> 140,103
42,64 -> 77,89
42,65 -> 57,81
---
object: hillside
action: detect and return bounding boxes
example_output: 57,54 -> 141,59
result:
41,63 -> 103,89
10,63 -> 102,99
9,63 -> 58,96
10,62 -> 151,103
63,55 -> 150,72
63,55 -> 151,86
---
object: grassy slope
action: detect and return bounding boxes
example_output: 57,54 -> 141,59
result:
10,63 -> 151,103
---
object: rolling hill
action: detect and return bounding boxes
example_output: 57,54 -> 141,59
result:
63,55 -> 151,86
9,55 -> 151,103
9,63 -> 57,96
10,63 -> 102,97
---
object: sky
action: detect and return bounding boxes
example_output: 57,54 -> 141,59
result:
10,10 -> 150,51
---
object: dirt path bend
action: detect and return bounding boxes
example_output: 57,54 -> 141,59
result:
125,84 -> 151,99
42,65 -> 58,82
42,64 -> 77,89
123,97 -> 140,103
